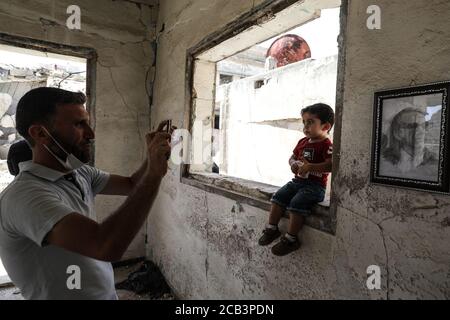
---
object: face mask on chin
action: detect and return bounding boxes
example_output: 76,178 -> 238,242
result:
41,127 -> 85,172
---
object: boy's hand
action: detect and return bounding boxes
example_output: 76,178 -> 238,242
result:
291,161 -> 301,175
297,159 -> 312,176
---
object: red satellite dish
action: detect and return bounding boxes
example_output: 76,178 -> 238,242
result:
266,34 -> 311,68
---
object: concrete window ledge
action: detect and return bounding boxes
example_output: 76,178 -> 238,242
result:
181,172 -> 335,235
0,275 -> 12,287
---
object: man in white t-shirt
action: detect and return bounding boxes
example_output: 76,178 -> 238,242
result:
0,87 -> 173,299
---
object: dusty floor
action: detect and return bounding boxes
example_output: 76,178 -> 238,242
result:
0,260 -> 175,300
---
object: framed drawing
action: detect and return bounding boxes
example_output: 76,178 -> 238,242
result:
371,81 -> 450,194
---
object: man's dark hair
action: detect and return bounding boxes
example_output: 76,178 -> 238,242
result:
301,103 -> 335,132
15,87 -> 86,146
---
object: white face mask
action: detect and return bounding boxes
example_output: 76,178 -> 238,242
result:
42,127 -> 85,172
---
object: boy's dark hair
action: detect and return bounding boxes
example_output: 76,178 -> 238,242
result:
301,103 -> 335,132
16,87 -> 86,146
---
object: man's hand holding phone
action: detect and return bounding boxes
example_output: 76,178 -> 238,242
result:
145,120 -> 176,181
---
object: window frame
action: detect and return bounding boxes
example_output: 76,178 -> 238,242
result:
0,32 -> 97,165
181,0 -> 348,235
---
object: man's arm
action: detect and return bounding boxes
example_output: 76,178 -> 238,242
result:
99,160 -> 147,196
45,122 -> 172,262
46,171 -> 163,262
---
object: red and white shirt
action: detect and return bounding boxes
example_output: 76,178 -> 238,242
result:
293,137 -> 333,188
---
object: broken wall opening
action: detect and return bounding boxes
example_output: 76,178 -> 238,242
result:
182,0 -> 342,234
213,7 -> 340,194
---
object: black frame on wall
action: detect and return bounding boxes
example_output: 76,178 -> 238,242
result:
370,80 -> 450,194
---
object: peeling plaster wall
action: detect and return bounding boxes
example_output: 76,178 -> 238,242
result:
333,0 -> 450,299
150,0 -> 449,299
0,0 -> 159,260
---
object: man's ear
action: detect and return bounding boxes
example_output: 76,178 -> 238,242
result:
28,125 -> 47,144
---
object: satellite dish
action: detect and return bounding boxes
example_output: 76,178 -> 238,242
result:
266,34 -> 311,68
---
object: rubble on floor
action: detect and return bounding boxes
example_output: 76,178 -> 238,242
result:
0,260 -> 175,300
115,260 -> 176,300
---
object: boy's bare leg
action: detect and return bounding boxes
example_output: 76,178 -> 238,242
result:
287,212 -> 305,236
259,203 -> 284,246
268,203 -> 285,226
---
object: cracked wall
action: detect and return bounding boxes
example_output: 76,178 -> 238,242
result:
333,0 -> 450,299
0,0 -> 159,260
150,0 -> 449,299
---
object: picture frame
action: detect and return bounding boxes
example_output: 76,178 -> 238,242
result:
370,80 -> 450,194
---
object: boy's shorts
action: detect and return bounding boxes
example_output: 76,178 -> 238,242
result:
270,178 -> 325,216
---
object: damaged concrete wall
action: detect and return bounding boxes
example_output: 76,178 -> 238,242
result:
0,0 -> 159,260
332,0 -> 450,299
150,0 -> 449,299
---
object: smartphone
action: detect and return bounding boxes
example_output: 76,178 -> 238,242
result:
165,120 -> 172,133
165,120 -> 172,160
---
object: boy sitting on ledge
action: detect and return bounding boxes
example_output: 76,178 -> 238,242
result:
258,103 -> 334,256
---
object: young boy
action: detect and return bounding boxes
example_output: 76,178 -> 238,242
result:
258,103 -> 334,256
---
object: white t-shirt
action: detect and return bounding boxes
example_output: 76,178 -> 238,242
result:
0,161 -> 117,300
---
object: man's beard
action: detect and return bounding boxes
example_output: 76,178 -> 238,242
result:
401,129 -> 425,167
72,144 -> 91,163
48,131 -> 91,163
